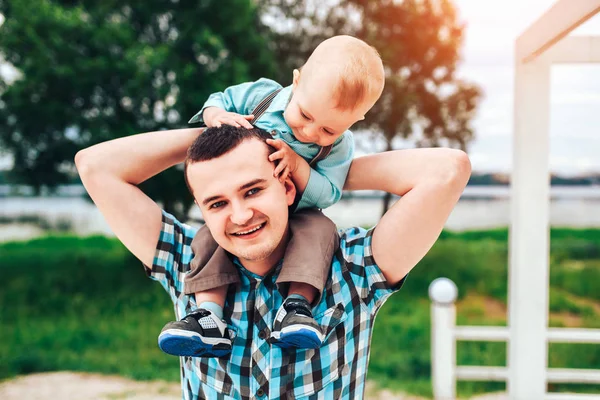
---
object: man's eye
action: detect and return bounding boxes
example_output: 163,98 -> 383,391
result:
210,201 -> 227,209
246,188 -> 261,196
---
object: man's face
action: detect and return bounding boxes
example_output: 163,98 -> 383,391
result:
187,138 -> 296,269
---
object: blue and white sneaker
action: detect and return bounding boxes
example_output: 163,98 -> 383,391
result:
158,309 -> 232,357
270,297 -> 324,349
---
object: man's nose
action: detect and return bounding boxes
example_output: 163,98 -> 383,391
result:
230,201 -> 253,226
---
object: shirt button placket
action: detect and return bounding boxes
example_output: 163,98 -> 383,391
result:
253,281 -> 264,351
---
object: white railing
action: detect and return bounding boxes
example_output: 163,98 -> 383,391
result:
428,278 -> 600,400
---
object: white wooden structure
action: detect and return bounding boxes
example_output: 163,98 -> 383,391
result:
430,2 -> 600,398
511,0 -> 600,398
429,278 -> 600,400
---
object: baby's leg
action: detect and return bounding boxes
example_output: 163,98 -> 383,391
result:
287,281 -> 317,305
194,285 -> 228,319
272,209 -> 339,349
158,225 -> 237,358
184,225 -> 240,296
276,208 -> 339,302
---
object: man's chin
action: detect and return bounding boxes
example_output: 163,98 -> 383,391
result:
234,244 -> 277,263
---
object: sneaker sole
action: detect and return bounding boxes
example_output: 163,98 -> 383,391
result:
276,326 -> 325,349
158,329 -> 232,357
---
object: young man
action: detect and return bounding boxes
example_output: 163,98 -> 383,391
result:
75,125 -> 470,399
159,35 -> 386,355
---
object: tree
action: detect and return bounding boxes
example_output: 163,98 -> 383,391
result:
1,0 -> 481,218
263,0 -> 482,213
0,0 -> 278,220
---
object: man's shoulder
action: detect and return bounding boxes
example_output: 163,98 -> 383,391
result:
146,211 -> 199,294
329,225 -> 403,310
156,210 -> 199,252
338,226 -> 373,249
331,226 -> 374,269
160,209 -> 198,233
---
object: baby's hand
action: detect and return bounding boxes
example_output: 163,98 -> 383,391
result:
267,139 -> 300,182
203,107 -> 254,129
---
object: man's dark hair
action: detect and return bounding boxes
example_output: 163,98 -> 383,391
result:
184,125 -> 275,195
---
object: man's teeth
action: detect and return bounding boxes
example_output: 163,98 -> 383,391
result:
234,224 -> 263,235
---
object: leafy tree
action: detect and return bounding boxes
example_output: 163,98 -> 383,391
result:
0,0 -> 277,220
263,0 -> 482,212
1,0 -> 481,218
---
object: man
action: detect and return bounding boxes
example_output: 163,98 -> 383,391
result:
75,125 -> 470,399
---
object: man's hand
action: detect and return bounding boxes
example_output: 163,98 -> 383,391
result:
203,107 -> 254,129
267,138 -> 301,182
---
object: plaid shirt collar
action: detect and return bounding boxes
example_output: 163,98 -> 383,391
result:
234,259 -> 283,283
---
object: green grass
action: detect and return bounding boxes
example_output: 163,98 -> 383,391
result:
1,229 -> 600,398
0,236 -> 180,381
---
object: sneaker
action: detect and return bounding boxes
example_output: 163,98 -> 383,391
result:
270,297 -> 324,349
158,309 -> 232,357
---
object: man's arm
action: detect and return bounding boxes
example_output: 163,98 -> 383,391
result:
75,128 -> 202,267
344,148 -> 471,286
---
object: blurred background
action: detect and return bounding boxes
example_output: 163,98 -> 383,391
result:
1,0 -> 599,398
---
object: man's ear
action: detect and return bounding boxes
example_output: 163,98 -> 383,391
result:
292,69 -> 300,90
283,177 -> 297,206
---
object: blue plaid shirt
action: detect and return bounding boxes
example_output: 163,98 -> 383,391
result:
188,78 -> 355,210
149,211 -> 403,399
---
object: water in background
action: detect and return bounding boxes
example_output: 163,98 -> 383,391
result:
1,186 -> 600,242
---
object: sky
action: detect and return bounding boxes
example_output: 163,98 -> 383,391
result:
452,0 -> 600,175
1,1 -> 600,174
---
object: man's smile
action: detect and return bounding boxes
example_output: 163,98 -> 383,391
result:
230,222 -> 266,239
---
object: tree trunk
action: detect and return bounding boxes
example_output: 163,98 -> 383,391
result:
380,139 -> 394,217
381,191 -> 393,216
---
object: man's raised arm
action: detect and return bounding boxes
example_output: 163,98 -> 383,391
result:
75,128 -> 202,267
344,148 -> 471,286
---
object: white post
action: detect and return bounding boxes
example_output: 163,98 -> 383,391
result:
429,278 -> 459,400
508,56 -> 551,399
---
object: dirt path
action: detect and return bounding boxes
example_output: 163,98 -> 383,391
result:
0,371 -> 511,399
0,372 -> 180,400
0,372 -> 431,400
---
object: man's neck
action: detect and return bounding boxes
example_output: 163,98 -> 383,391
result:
240,258 -> 282,277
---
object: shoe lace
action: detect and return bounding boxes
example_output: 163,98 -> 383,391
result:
285,299 -> 312,317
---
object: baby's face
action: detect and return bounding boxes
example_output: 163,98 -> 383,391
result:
284,70 -> 370,147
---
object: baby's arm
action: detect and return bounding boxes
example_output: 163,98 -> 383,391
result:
297,133 -> 354,210
266,138 -> 310,192
267,133 -> 354,209
189,78 -> 278,128
203,107 -> 254,129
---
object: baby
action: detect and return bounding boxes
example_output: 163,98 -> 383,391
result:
158,35 -> 385,357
